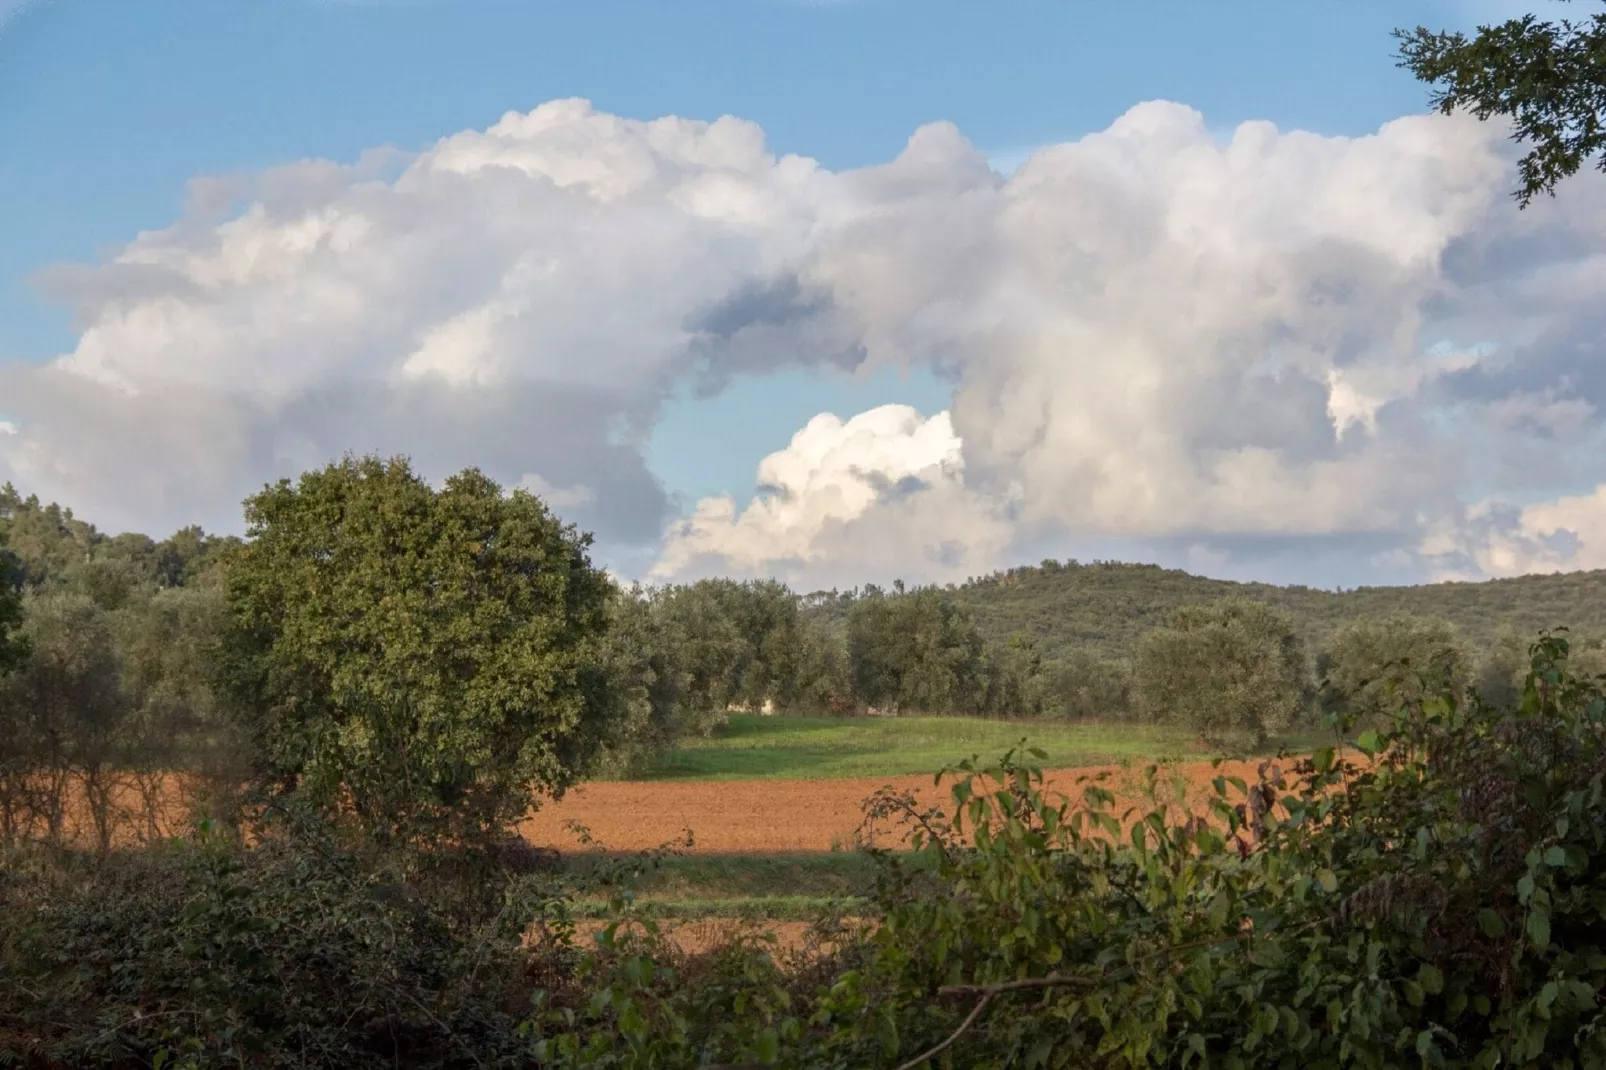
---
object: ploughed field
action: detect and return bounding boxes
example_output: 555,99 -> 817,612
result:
524,713 -> 1324,952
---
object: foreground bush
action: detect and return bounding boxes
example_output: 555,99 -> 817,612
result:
0,815 -> 547,1068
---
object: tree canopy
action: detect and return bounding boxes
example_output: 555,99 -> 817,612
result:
0,532 -> 25,678
1318,613 -> 1471,730
1397,4 -> 1606,206
1135,598 -> 1310,749
216,455 -> 617,845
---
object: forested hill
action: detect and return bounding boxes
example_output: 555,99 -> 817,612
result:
936,561 -> 1606,662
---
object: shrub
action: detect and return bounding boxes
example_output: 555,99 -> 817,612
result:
0,814 -> 547,1068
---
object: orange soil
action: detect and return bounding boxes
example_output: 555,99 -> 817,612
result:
518,758 -> 1292,855
19,757 -> 1309,857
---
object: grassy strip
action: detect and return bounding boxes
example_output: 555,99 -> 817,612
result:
570,894 -> 868,922
623,714 -> 1198,781
622,713 -> 1327,782
566,851 -> 898,899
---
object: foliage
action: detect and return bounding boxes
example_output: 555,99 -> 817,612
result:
1135,599 -> 1311,749
652,578 -> 822,715
216,455 -> 617,848
0,592 -> 126,848
915,558 -> 1606,670
1045,649 -> 1135,721
530,632 -> 1606,1068
0,483 -> 236,593
0,530 -> 25,678
979,634 -> 1052,719
1318,612 -> 1471,729
847,586 -> 987,715
0,815 -> 546,1069
10,625 -> 1606,1066
1396,4 -> 1606,206
0,580 -> 241,852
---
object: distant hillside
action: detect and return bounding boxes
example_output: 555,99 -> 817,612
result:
942,561 -> 1606,663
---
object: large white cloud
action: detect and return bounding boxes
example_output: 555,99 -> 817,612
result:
5,96 -> 1606,585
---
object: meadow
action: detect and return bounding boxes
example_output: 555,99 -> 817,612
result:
615,711 -> 1301,781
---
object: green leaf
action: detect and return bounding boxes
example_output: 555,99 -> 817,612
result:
754,1027 -> 780,1063
1528,908 -> 1551,950
1543,845 -> 1567,867
1312,746 -> 1335,773
1418,963 -> 1444,996
1316,868 -> 1338,894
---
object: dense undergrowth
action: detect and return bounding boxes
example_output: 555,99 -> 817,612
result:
6,633 -> 1606,1068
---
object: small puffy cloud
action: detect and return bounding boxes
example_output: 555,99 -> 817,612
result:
653,405 -> 1012,586
4,95 -> 1606,585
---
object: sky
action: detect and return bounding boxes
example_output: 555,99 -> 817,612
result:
1,0 -> 1602,591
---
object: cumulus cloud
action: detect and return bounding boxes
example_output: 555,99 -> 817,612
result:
653,404 -> 1012,586
5,95 -> 1606,585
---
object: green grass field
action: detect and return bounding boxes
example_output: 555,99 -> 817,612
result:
620,712 -> 1328,782
620,713 -> 1213,781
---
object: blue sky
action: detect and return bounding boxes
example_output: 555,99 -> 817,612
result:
2,0 -> 1599,589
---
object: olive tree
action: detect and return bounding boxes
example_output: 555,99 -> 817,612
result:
1318,613 -> 1470,730
1135,598 -> 1310,750
0,592 -> 125,847
217,455 -> 617,847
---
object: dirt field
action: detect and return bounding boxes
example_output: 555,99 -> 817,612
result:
519,757 -> 1294,854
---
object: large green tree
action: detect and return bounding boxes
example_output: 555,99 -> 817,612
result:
1135,598 -> 1310,749
1397,4 -> 1606,206
217,455 -> 617,846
